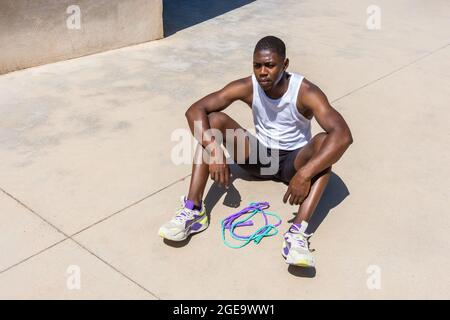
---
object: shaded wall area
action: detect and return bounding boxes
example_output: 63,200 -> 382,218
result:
0,0 -> 163,74
163,0 -> 256,36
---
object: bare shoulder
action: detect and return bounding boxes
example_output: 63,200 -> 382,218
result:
222,76 -> 253,106
299,78 -> 323,100
298,77 -> 330,111
225,76 -> 252,93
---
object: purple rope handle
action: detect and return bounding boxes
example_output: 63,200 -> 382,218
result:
222,202 -> 281,240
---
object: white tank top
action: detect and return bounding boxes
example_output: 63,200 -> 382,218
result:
251,72 -> 311,150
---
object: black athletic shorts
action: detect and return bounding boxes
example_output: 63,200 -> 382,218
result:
236,136 -> 303,185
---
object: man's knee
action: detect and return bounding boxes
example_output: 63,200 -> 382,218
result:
312,132 -> 328,152
208,112 -> 228,130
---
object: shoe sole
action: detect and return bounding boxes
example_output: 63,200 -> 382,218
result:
282,241 -> 315,268
159,217 -> 209,241
285,257 -> 315,268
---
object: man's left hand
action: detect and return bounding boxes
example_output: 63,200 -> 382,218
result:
283,172 -> 311,205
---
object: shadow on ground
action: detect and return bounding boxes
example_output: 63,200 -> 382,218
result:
164,164 -> 350,267
287,171 -> 350,234
163,0 -> 256,36
286,172 -> 349,278
163,164 -> 261,248
203,164 -> 266,218
204,165 -> 349,229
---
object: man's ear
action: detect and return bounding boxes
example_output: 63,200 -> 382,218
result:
284,58 -> 289,70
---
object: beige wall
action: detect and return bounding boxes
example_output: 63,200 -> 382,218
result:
0,0 -> 163,74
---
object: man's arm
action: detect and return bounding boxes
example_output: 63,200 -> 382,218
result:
283,79 -> 353,205
297,79 -> 353,180
185,78 -> 251,188
185,77 -> 252,151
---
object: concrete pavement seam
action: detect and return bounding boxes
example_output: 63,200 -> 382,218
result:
69,173 -> 192,238
0,186 -> 70,238
0,235 -> 159,298
0,187 -> 73,275
0,238 -> 69,274
0,185 -> 164,297
69,238 -> 161,299
0,175 -> 190,298
331,43 -> 450,104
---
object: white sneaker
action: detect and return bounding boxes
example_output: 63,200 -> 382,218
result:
282,226 -> 315,267
158,196 -> 208,241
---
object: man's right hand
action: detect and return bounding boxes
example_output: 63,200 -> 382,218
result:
208,146 -> 230,188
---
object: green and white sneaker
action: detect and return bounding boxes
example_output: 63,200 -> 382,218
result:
158,196 -> 208,241
282,224 -> 315,267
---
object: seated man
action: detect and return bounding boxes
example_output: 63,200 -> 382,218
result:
159,36 -> 353,267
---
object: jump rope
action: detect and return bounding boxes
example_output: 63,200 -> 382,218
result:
221,201 -> 282,248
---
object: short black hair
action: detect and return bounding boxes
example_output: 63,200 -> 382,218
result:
254,36 -> 286,59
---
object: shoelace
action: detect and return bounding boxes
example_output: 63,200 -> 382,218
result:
221,202 -> 282,249
173,198 -> 195,223
288,232 -> 313,251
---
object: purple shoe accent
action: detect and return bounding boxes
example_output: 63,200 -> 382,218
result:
190,222 -> 203,231
184,198 -> 202,210
185,199 -> 195,210
289,223 -> 302,233
283,236 -> 292,256
184,214 -> 205,229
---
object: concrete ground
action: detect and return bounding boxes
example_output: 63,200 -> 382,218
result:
0,0 -> 449,299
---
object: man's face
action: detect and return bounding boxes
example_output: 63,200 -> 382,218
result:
253,49 -> 287,90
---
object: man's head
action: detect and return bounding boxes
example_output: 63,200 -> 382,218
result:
253,36 -> 289,90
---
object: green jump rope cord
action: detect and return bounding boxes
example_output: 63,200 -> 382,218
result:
221,202 -> 282,249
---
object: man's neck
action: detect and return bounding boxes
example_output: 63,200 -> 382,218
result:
265,71 -> 290,99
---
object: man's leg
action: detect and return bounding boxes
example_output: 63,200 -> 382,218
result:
187,112 -> 250,207
159,112 -> 250,241
281,133 -> 330,266
291,133 -> 331,226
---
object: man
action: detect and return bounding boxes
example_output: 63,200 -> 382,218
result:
159,36 -> 353,267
